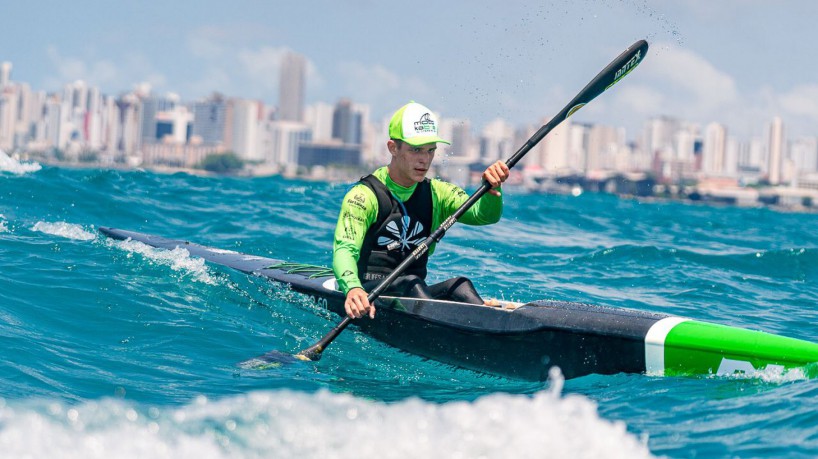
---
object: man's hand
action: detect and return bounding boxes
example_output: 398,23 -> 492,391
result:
483,160 -> 510,196
345,287 -> 374,319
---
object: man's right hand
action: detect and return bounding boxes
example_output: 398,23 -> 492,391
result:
345,287 -> 374,319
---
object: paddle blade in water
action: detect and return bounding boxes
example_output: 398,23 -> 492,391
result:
238,350 -> 304,370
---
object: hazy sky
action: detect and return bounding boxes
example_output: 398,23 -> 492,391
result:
3,0 -> 817,140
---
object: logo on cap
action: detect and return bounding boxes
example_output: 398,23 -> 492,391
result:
414,113 -> 436,133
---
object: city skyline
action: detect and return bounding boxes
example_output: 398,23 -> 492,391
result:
2,61 -> 816,191
2,53 -> 818,211
1,1 -> 817,141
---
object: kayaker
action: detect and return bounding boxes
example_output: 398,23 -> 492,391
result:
332,101 -> 509,319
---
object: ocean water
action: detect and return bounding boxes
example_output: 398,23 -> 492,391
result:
2,151 -> 818,458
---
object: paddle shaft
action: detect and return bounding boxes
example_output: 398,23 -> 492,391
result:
295,39 -> 649,361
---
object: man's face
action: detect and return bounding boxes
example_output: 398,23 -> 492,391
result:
388,140 -> 437,186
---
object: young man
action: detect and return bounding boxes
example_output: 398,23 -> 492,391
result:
333,101 -> 509,319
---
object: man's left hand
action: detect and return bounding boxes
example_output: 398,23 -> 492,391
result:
483,160 -> 510,196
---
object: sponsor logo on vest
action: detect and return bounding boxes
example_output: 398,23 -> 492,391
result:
378,217 -> 425,252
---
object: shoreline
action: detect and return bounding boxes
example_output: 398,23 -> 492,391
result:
14,156 -> 818,215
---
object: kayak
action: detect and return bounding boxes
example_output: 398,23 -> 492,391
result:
99,227 -> 818,381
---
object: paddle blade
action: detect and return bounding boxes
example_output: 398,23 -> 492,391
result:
238,350 -> 305,370
294,344 -> 324,362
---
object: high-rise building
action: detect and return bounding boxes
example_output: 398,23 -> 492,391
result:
791,137 -> 818,174
192,94 -> 227,145
257,120 -> 311,168
642,116 -> 680,161
13,83 -> 34,150
155,105 -> 193,145
480,118 -> 515,164
744,138 -> 766,174
724,136 -> 739,177
568,123 -> 589,173
279,52 -> 306,122
702,122 -> 728,176
539,117 -> 571,172
44,95 -> 69,151
297,143 -> 360,168
140,93 -> 179,144
0,88 -> 17,151
24,90 -> 49,150
586,124 -> 623,173
230,98 -> 262,161
0,62 -> 11,88
768,117 -> 785,185
305,102 -> 335,142
442,118 -> 476,160
65,80 -> 88,112
331,98 -> 362,145
100,95 -> 120,155
116,94 -> 141,155
85,86 -> 103,150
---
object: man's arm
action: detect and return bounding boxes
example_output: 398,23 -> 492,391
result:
332,184 -> 377,294
434,160 -> 509,226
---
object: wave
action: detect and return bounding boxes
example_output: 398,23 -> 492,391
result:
0,149 -> 41,174
31,221 -> 97,241
106,237 -> 220,286
572,244 -> 818,281
0,376 -> 655,459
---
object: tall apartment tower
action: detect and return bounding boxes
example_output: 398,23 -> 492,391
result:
304,102 -> 335,142
192,94 -> 227,145
141,93 -> 179,144
230,98 -> 262,161
0,62 -> 10,88
702,122 -> 728,176
331,98 -> 362,145
278,52 -> 306,122
768,116 -> 784,185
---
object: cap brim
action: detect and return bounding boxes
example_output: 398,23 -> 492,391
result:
402,135 -> 451,146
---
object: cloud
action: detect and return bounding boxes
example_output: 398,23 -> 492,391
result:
612,85 -> 666,117
236,46 -> 289,93
641,42 -> 739,116
779,84 -> 818,120
45,46 -> 121,88
336,61 -> 433,116
626,44 -> 818,138
187,67 -> 233,98
44,46 -> 171,96
186,26 -> 232,60
234,46 -> 325,102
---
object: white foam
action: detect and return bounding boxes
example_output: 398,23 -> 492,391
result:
0,149 -> 41,174
712,363 -> 811,384
0,375 -> 655,459
113,238 -> 218,285
32,221 -> 97,241
0,214 -> 7,233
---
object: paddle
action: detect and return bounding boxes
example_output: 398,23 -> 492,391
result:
255,39 -> 649,366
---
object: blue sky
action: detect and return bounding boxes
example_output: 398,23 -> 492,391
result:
3,0 -> 817,140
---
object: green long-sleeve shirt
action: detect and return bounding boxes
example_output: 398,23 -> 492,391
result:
332,167 -> 503,294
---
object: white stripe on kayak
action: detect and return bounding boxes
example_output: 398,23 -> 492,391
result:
322,278 -> 339,291
644,317 -> 689,376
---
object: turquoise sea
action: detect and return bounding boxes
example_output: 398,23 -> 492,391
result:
2,152 -> 818,458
